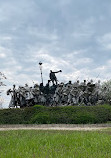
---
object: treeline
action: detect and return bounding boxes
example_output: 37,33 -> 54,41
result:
0,105 -> 111,124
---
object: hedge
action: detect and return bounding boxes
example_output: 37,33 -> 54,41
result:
0,104 -> 111,124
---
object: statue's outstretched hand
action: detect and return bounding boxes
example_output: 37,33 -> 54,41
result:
60,70 -> 62,72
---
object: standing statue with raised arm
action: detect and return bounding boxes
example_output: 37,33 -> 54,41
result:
49,70 -> 62,85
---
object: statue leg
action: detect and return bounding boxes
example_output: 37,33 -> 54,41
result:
51,79 -> 54,85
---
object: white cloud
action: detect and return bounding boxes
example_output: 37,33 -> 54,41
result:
0,53 -> 6,58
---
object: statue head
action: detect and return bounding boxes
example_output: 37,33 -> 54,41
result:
77,80 -> 79,83
69,81 -> 72,84
13,84 -> 15,88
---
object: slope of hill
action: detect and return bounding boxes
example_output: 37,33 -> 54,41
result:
0,105 -> 111,124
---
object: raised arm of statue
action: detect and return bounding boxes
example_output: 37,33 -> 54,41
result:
53,70 -> 62,73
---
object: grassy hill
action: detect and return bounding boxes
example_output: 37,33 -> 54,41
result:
0,104 -> 111,124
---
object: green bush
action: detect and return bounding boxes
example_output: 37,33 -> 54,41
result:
0,104 -> 111,124
30,113 -> 51,124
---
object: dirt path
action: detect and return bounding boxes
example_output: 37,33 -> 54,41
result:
0,127 -> 110,131
0,124 -> 111,131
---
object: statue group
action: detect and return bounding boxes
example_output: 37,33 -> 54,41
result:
7,69 -> 110,108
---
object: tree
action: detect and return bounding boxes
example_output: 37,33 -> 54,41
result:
0,72 -> 7,108
101,79 -> 111,104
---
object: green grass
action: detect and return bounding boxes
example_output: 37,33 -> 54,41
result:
0,129 -> 111,158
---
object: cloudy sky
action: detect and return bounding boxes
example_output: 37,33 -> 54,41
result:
0,0 -> 111,107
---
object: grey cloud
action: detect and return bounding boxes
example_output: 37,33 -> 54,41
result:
0,0 -> 111,107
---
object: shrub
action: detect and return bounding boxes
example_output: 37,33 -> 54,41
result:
0,104 -> 111,124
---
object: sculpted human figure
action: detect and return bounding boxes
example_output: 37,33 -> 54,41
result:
73,80 -> 79,89
49,70 -> 62,85
11,84 -> 18,108
44,80 -> 50,95
7,70 -> 106,107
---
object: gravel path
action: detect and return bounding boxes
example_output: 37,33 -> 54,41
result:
0,127 -> 109,131
0,124 -> 111,131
